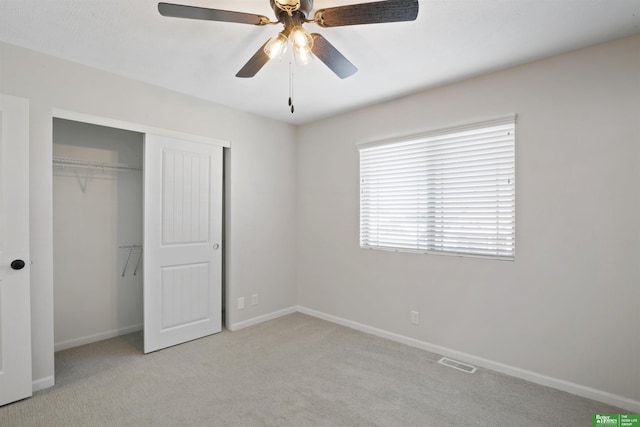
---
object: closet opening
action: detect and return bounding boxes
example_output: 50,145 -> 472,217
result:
52,114 -> 226,372
53,118 -> 145,354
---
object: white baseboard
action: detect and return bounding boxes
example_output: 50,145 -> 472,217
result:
297,306 -> 640,413
32,375 -> 55,392
228,306 -> 298,331
54,323 -> 143,352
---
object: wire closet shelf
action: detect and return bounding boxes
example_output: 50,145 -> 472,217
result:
53,156 -> 142,174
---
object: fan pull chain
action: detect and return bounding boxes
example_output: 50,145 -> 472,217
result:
289,61 -> 294,114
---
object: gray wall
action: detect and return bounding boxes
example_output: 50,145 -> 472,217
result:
296,34 -> 640,403
0,41 -> 298,385
2,33 -> 639,408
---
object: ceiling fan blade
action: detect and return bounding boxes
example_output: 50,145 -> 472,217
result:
314,0 -> 418,27
158,3 -> 269,25
311,34 -> 357,79
236,40 -> 272,78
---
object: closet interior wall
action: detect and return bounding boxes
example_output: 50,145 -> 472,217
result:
52,118 -> 144,351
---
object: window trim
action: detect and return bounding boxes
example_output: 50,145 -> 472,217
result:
358,115 -> 516,261
357,115 -> 517,151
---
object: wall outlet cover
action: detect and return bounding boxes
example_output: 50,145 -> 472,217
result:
411,310 -> 419,325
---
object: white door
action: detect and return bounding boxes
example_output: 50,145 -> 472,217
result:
0,94 -> 32,405
143,134 -> 223,353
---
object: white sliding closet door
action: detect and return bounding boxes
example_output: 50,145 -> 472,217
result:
144,134 -> 222,353
0,94 -> 32,405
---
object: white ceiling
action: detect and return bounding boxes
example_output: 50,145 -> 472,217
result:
1,0 -> 639,124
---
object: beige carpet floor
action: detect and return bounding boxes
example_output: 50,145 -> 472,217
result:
0,313 -> 624,426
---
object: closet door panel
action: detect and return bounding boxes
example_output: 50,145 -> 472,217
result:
161,150 -> 210,244
160,263 -> 209,329
144,134 -> 222,353
0,94 -> 32,406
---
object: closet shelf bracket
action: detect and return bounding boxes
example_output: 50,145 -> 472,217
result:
53,156 -> 142,193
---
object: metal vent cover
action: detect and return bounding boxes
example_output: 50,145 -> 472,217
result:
438,357 -> 477,374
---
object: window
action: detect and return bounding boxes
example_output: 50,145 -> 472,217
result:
359,116 -> 515,260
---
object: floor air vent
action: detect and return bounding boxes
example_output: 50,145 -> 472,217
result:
438,357 -> 477,374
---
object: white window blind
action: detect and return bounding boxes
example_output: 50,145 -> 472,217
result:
359,116 -> 515,260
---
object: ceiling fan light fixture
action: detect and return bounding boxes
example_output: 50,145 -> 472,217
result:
158,0 -> 420,81
264,32 -> 289,59
289,25 -> 313,50
294,44 -> 313,65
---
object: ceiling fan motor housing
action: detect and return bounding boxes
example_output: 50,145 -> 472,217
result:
271,0 -> 313,18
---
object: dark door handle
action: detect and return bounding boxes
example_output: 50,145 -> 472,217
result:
10,260 -> 26,270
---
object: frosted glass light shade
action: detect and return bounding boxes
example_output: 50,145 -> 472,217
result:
289,26 -> 313,50
264,33 -> 288,59
294,45 -> 313,65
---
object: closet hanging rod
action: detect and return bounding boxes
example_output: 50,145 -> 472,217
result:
119,244 -> 143,249
53,156 -> 142,172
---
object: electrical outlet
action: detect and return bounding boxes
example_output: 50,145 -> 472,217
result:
411,310 -> 419,325
237,297 -> 245,310
252,294 -> 258,306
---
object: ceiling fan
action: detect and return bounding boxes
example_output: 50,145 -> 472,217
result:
158,0 -> 419,79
